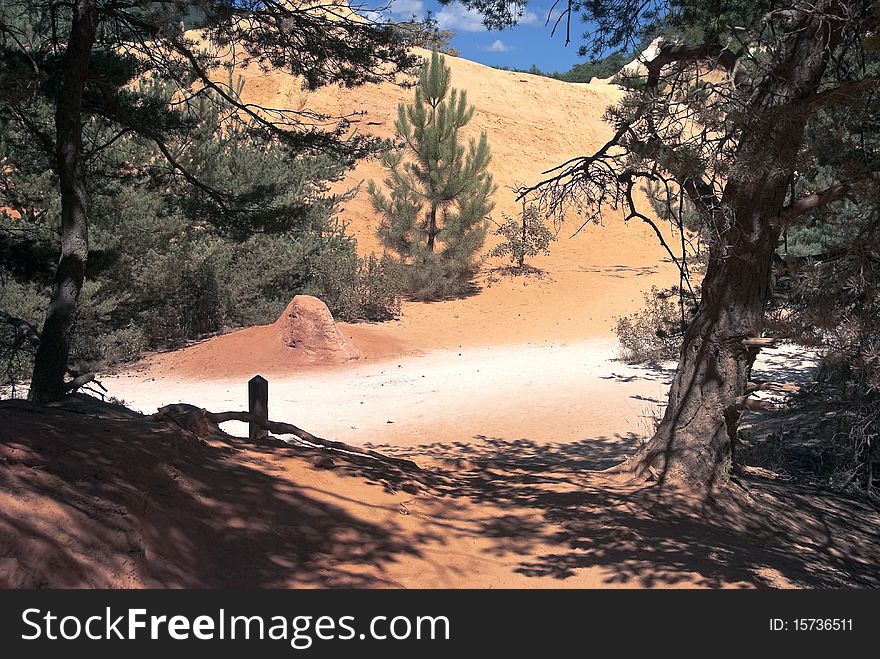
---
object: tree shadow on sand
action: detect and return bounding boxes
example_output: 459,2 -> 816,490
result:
4,395 -> 879,589
484,264 -> 554,286
579,264 -> 659,278
601,362 -> 676,384
360,434 -> 880,588
0,396 -> 433,588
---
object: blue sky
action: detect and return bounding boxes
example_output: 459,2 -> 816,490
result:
367,1 -> 590,73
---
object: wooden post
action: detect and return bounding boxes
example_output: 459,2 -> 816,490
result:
248,375 -> 269,440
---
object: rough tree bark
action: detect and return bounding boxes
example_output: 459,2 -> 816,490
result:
28,1 -> 98,404
625,3 -> 848,488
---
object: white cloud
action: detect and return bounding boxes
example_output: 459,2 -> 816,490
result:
435,3 -> 488,32
518,10 -> 542,26
365,1 -> 540,33
361,0 -> 424,22
386,0 -> 425,18
485,39 -> 512,52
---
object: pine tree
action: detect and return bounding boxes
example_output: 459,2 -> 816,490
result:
458,0 -> 880,489
1,67 -> 401,385
369,50 -> 495,299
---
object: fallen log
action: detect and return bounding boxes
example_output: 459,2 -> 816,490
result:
741,337 -> 780,349
156,404 -> 420,471
746,380 -> 801,394
64,372 -> 97,393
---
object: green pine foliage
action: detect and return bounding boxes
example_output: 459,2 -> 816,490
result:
369,50 -> 496,299
1,0 -> 420,399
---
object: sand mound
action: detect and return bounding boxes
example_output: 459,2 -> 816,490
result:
275,295 -> 360,363
136,314 -> 411,381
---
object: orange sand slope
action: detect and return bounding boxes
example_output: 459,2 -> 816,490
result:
240,47 -> 633,256
138,49 -> 678,378
244,48 -> 677,345
142,316 -> 414,380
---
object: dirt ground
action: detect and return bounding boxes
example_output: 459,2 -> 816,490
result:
3,49 -> 879,589
2,394 -> 878,589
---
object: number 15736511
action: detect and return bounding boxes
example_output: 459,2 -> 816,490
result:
770,619 -> 853,631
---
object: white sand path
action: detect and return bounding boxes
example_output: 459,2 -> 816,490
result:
101,341 -> 816,449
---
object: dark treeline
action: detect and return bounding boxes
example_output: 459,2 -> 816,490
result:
493,50 -> 630,82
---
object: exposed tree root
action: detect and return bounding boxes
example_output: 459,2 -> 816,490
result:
605,453 -> 662,483
605,373 -> 801,490
604,439 -> 728,493
155,403 -> 421,471
1,310 -> 102,396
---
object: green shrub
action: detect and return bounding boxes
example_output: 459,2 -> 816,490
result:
398,253 -> 480,301
0,276 -> 47,389
352,253 -> 402,321
489,204 -> 555,271
0,74 -> 402,388
308,249 -> 402,321
615,286 -> 691,363
98,324 -> 150,364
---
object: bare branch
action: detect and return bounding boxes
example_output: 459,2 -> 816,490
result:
618,171 -> 696,299
546,0 -> 573,47
516,118 -> 640,200
157,404 -> 420,471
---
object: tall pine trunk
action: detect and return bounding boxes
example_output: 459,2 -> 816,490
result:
427,203 -> 438,252
627,2 -> 846,488
28,1 -> 97,404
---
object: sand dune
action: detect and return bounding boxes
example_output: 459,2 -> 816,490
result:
136,48 -> 680,381
236,48 -> 680,350
114,45 -> 688,453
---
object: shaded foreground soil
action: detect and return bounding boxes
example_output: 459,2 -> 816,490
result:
2,395 -> 878,588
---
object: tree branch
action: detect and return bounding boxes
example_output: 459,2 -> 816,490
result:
157,404 -> 420,471
806,75 -> 880,108
781,172 -> 880,222
618,170 -> 696,299
64,372 -> 96,393
643,41 -> 739,89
